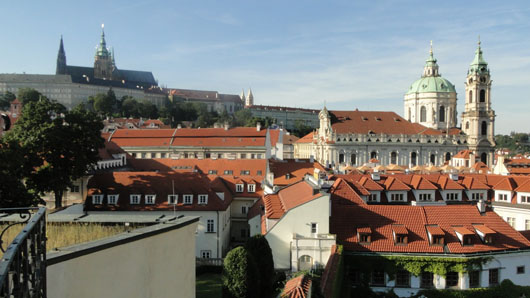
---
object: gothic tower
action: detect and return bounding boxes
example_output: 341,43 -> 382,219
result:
56,36 -> 67,75
404,42 -> 457,130
93,24 -> 114,80
461,39 -> 496,165
246,88 -> 254,106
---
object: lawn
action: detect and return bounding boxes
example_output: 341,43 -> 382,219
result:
196,273 -> 222,298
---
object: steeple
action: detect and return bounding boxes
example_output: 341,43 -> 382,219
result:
240,89 -> 246,102
95,24 -> 110,58
246,88 -> 254,106
423,41 -> 440,77
468,37 -> 489,75
110,47 -> 116,67
56,35 -> 67,75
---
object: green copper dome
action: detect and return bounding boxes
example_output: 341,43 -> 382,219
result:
468,40 -> 489,75
406,76 -> 456,94
406,42 -> 456,95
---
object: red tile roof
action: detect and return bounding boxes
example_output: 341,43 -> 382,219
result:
426,225 -> 444,236
453,150 -> 471,159
281,275 -> 312,298
437,176 -> 465,190
384,177 -> 411,191
493,177 -> 518,191
329,110 -> 462,136
515,179 -> 530,193
269,159 -> 326,186
330,179 -> 530,254
410,175 -> 438,190
283,134 -> 300,145
295,132 -> 315,144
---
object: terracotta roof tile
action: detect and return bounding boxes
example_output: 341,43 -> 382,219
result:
384,177 -> 411,191
426,225 -> 444,236
269,159 -> 326,186
281,275 -> 311,298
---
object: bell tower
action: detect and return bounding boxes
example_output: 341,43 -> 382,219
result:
94,24 -> 115,80
461,38 -> 495,165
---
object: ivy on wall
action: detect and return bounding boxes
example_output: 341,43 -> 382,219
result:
345,254 -> 492,279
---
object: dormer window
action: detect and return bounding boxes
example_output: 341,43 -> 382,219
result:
130,194 -> 141,205
392,225 -> 408,245
368,193 -> 378,202
473,225 -> 495,244
357,227 -> 372,244
426,225 -> 445,246
453,226 -> 474,246
92,194 -> 103,205
168,194 -> 178,205
285,173 -> 291,179
224,170 -> 233,175
108,194 -> 119,205
419,193 -> 432,201
145,195 -> 156,205
198,194 -> 208,205
248,184 -> 256,193
240,170 -> 250,175
183,194 -> 193,205
446,192 -> 460,201
236,184 -> 244,193
208,170 -> 218,175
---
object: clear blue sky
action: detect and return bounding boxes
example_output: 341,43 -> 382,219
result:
1,0 -> 529,134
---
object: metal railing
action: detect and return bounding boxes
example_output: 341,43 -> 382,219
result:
196,257 -> 223,267
0,207 -> 47,298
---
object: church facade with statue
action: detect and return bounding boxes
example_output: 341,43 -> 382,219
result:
295,41 -> 496,169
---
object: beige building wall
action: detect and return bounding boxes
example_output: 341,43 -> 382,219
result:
47,219 -> 199,298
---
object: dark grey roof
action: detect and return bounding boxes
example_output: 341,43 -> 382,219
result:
66,65 -> 157,89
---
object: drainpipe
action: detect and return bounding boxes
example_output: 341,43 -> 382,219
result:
217,211 -> 220,258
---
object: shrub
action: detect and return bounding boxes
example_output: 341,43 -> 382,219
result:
245,234 -> 275,297
222,246 -> 260,298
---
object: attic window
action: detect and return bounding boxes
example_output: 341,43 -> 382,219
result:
240,170 -> 250,175
473,224 -> 495,244
92,195 -> 103,205
375,117 -> 382,121
357,227 -> 372,244
362,117 -> 369,121
248,184 -> 256,193
108,194 -> 119,205
145,195 -> 156,205
392,225 -> 408,245
453,226 -> 474,246
236,184 -> 244,193
130,194 -> 141,205
198,194 -> 208,205
394,118 -> 401,122
183,194 -> 193,204
208,170 -> 218,175
426,225 -> 444,246
224,170 -> 233,175
168,194 -> 178,204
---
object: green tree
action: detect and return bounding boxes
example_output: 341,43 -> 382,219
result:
5,98 -> 104,208
137,99 -> 159,119
0,91 -> 16,110
121,97 -> 139,118
222,246 -> 260,298
17,88 -> 43,105
292,119 -> 314,138
0,138 -> 42,207
233,109 -> 252,126
245,235 -> 275,297
92,89 -> 117,116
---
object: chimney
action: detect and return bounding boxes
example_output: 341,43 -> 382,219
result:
310,155 -> 314,163
449,173 -> 459,181
469,152 -> 476,168
371,172 -> 381,181
477,198 -> 486,214
224,122 -> 230,130
177,124 -> 182,129
257,122 -> 261,131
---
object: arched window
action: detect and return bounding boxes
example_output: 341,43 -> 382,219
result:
469,90 -> 473,103
480,90 -> 486,102
420,106 -> 426,122
411,152 -> 417,166
391,152 -> 397,164
371,151 -> 377,160
298,255 -> 313,271
430,154 -> 436,165
445,152 -> 451,162
439,106 -> 445,122
351,154 -> 357,165
481,153 -> 487,165
339,153 -> 345,164
481,121 -> 487,136
408,108 -> 411,121
465,121 -> 470,130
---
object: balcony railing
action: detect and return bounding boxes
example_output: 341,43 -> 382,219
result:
0,207 -> 47,298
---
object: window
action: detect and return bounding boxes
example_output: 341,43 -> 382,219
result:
108,194 -> 119,205
411,152 -> 417,166
370,151 -> 377,159
208,170 -> 218,175
507,217 -> 516,228
92,195 -> 103,205
240,170 -> 250,175
240,153 -> 246,159
371,270 -> 385,286
420,106 -> 426,122
395,234 -> 407,244
390,152 -> 397,164
469,90 -> 473,103
207,219 -> 215,233
236,184 -> 244,192
257,170 -> 263,176
368,194 -> 378,202
248,184 -> 256,193
439,105 -> 445,122
521,195 -> 530,204
241,206 -> 248,214
168,195 -> 178,204
446,272 -> 459,288
201,250 -> 211,258
419,193 -> 432,201
465,121 -> 470,130
339,153 -> 345,163
396,270 -> 410,287
70,185 -> 80,193
391,193 -> 404,202
145,195 -> 156,205
471,193 -> 483,201
432,236 -> 444,245
447,193 -> 459,201
198,194 -> 208,205
469,271 -> 480,288
130,194 -> 141,205
183,194 -> 193,205
311,223 -> 318,234
430,154 -> 436,165
489,269 -> 499,286
481,121 -> 487,136
421,272 -> 434,288
480,89 -> 486,102
526,220 -> 530,230
224,170 -> 233,175
360,234 -> 370,243
517,266 -> 525,274
351,154 -> 357,165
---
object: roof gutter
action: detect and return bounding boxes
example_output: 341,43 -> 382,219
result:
343,247 -> 530,258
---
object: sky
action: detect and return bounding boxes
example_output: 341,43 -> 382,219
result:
1,0 -> 529,134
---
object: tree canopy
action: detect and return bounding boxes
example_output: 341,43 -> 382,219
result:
245,235 -> 275,297
4,96 -> 104,208
0,91 -> 15,110
222,246 -> 260,298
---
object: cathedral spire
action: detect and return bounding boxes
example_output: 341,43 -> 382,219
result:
95,24 -> 109,58
423,41 -> 439,77
56,35 -> 67,75
469,36 -> 488,74
246,88 -> 254,106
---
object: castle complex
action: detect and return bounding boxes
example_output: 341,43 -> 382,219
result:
296,41 -> 496,168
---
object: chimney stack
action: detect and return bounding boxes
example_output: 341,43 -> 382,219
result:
224,122 -> 230,130
477,198 -> 486,214
257,122 -> 261,131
